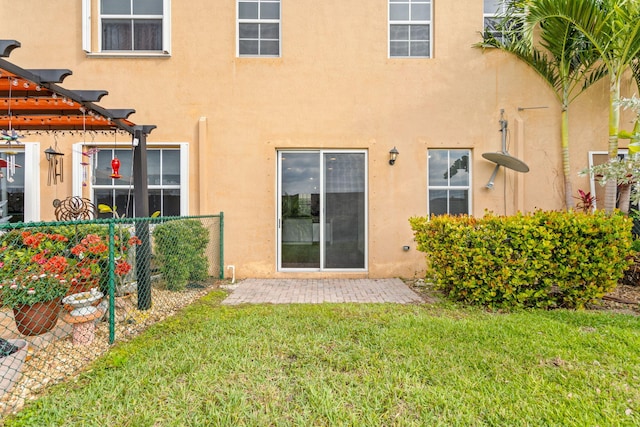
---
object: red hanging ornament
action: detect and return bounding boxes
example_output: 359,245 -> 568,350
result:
110,157 -> 121,179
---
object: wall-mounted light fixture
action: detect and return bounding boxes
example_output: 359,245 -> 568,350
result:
389,147 -> 399,165
44,146 -> 64,185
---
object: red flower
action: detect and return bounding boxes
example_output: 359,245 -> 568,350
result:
23,234 -> 40,248
82,234 -> 102,245
71,244 -> 87,256
43,255 -> 68,274
115,261 -> 132,276
128,236 -> 142,246
89,243 -> 108,254
31,252 -> 48,264
78,268 -> 93,278
48,233 -> 68,242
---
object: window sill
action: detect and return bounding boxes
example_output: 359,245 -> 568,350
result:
85,51 -> 171,59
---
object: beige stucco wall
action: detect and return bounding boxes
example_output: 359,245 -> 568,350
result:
1,0 -> 634,279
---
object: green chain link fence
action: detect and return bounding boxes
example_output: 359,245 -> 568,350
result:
0,214 -> 223,416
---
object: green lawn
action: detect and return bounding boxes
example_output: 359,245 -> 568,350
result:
5,290 -> 640,426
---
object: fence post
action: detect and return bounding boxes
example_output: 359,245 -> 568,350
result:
219,212 -> 224,279
136,218 -> 152,310
108,221 -> 116,344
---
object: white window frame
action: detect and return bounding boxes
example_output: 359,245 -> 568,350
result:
276,149 -> 369,272
82,0 -> 172,56
0,143 -> 40,222
388,0 -> 432,58
427,149 -> 472,216
483,0 -> 522,43
483,0 -> 509,27
72,142 -> 188,215
237,0 -> 281,57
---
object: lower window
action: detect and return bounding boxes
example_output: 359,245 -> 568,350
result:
428,149 -> 471,216
1,144 -> 40,223
0,152 -> 25,223
82,146 -> 185,218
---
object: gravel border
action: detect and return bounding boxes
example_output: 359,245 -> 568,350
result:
0,281 -> 221,416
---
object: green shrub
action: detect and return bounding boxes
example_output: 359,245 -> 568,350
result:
153,219 -> 210,291
409,210 -> 635,309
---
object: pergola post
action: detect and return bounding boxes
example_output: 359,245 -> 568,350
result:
133,127 -> 152,310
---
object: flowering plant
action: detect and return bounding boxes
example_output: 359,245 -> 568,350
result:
69,232 -> 140,294
0,231 -> 71,308
0,273 -> 69,308
0,227 -> 141,307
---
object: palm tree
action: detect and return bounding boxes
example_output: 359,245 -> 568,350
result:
478,0 -> 606,210
524,0 -> 640,212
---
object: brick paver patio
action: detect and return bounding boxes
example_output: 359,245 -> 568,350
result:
221,278 -> 424,305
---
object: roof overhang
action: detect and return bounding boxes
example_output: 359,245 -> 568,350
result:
0,39 -> 155,135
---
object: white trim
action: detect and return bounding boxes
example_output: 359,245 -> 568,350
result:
89,0 -> 171,54
163,0 -> 172,55
23,143 -> 40,222
426,149 -> 473,216
179,143 -> 189,215
388,0 -> 432,58
72,142 -> 84,197
82,0 -> 91,53
86,52 -> 171,58
236,0 -> 281,57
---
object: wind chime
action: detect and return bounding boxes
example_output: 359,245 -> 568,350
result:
81,147 -> 99,186
44,135 -> 64,185
1,76 -> 24,183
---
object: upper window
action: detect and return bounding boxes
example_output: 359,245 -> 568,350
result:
389,0 -> 432,58
82,0 -> 171,55
238,0 -> 281,57
483,0 -> 521,43
428,149 -> 471,216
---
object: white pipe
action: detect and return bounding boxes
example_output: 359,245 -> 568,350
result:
227,265 -> 236,284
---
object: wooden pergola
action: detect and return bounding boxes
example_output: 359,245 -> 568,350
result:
0,39 -> 155,309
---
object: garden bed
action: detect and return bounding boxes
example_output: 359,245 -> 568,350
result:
0,279 -> 221,415
407,278 -> 640,315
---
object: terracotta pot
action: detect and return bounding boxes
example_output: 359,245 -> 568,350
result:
12,298 -> 62,336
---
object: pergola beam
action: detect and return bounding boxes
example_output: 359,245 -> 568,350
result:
27,69 -> 73,84
0,40 -> 20,58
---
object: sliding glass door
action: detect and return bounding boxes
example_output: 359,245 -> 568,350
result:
278,150 -> 367,271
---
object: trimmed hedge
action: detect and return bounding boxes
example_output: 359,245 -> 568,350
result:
153,219 -> 210,291
410,210 -> 635,309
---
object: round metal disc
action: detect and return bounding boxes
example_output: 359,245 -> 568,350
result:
482,152 -> 530,173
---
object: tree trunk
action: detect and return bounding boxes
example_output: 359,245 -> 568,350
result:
561,107 -> 574,210
604,75 -> 621,213
618,183 -> 631,214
